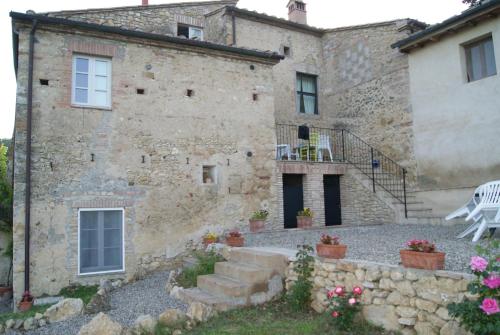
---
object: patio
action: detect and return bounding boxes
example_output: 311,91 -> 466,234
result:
244,223 -> 497,273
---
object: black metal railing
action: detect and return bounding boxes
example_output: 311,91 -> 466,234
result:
276,124 -> 407,218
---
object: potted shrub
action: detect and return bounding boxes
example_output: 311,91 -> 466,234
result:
297,208 -> 313,229
249,210 -> 268,232
316,234 -> 347,259
18,291 -> 34,312
203,232 -> 218,247
226,230 -> 244,247
400,239 -> 445,270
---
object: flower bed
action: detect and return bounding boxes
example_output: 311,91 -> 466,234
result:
286,257 -> 474,334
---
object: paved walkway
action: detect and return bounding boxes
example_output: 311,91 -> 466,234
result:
244,223 -> 496,273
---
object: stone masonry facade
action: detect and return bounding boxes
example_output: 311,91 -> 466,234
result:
286,258 -> 474,335
11,1 -> 425,301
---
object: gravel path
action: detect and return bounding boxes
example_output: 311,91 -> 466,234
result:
245,223 -> 497,273
8,270 -> 187,335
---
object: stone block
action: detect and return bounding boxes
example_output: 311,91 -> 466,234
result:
362,305 -> 401,331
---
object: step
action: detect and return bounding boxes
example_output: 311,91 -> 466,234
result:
198,274 -> 262,298
406,208 -> 433,215
214,262 -> 274,284
178,287 -> 240,312
228,248 -> 289,275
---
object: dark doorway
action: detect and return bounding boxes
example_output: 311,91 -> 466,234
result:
323,175 -> 342,226
283,174 -> 304,229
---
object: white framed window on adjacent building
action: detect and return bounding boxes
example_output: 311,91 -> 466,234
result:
177,24 -> 204,41
78,208 -> 124,275
464,35 -> 497,82
72,55 -> 112,109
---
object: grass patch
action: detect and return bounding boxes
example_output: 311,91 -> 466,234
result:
59,284 -> 98,304
182,298 -> 399,335
0,304 -> 52,324
175,250 -> 225,288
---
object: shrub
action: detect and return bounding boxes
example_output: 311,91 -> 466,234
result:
320,234 -> 340,245
447,239 -> 500,335
297,208 -> 313,217
406,239 -> 436,253
251,210 -> 269,220
287,245 -> 314,311
227,230 -> 242,238
325,285 -> 364,331
176,250 -> 225,288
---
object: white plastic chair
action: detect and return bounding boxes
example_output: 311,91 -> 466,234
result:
276,144 -> 291,160
465,181 -> 500,242
316,134 -> 334,162
446,185 -> 484,238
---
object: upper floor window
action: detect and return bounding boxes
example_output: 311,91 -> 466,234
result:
296,73 -> 318,115
72,55 -> 111,108
465,35 -> 497,82
177,24 -> 203,41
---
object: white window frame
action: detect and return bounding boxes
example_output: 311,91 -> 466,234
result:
77,208 -> 125,276
72,55 -> 112,109
189,26 -> 204,41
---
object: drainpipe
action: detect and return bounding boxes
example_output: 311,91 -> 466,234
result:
24,19 -> 38,296
231,10 -> 236,46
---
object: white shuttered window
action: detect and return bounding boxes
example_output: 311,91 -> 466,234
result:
72,55 -> 112,108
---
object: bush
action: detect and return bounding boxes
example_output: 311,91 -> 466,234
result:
447,239 -> 500,335
325,285 -> 364,331
59,284 -> 99,304
176,250 -> 224,288
287,245 -> 314,312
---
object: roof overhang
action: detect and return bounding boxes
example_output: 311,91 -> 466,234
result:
10,11 -> 283,69
392,0 -> 500,53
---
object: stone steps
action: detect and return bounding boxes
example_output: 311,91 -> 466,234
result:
178,248 -> 289,312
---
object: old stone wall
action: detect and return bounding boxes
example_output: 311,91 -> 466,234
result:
47,1 -> 237,37
286,258 -> 474,335
12,25 -> 278,300
0,230 -> 11,286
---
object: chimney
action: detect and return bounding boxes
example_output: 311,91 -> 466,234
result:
142,0 -> 148,5
287,0 -> 307,25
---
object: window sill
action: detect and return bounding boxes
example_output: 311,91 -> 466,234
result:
71,104 -> 112,111
78,269 -> 125,277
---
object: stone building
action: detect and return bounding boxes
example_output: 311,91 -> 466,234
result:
8,0 -> 434,302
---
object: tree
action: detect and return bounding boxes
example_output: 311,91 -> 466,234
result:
0,144 -> 13,287
462,0 -> 483,7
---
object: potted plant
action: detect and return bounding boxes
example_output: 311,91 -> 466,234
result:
249,210 -> 268,232
400,239 -> 445,270
297,208 -> 313,228
226,230 -> 244,247
18,291 -> 34,312
203,232 -> 218,247
316,234 -> 347,259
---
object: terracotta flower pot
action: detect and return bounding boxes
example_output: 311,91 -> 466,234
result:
297,216 -> 313,229
316,243 -> 347,259
18,301 -> 33,312
400,250 -> 445,270
226,236 -> 244,247
249,219 -> 265,232
203,237 -> 217,247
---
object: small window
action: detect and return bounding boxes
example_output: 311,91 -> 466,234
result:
136,88 -> 145,95
283,46 -> 291,57
203,166 -> 216,184
177,24 -> 203,41
296,73 -> 318,115
465,35 -> 497,82
79,209 -> 124,275
72,55 -> 112,108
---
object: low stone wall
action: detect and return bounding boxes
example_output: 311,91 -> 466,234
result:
285,257 -> 475,335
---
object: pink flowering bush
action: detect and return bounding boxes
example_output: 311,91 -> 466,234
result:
406,239 -> 436,253
326,285 -> 363,331
448,240 -> 500,335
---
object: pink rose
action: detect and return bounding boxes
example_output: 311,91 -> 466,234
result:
470,256 -> 488,272
483,274 -> 500,289
353,286 -> 363,295
480,298 -> 500,315
348,298 -> 356,305
331,311 -> 340,318
334,286 -> 344,296
327,290 -> 335,299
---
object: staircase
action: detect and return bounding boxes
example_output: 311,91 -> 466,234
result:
179,248 -> 290,311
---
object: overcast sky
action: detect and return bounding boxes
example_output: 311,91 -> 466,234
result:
0,0 -> 468,138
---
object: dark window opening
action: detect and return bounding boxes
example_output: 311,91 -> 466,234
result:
39,79 -> 49,86
136,88 -> 145,95
177,25 -> 189,39
296,73 -> 318,115
283,46 -> 291,57
203,166 -> 216,184
186,89 -> 194,97
253,93 -> 258,101
465,35 -> 497,82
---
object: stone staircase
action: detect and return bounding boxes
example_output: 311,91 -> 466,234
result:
349,168 -> 445,225
179,248 -> 289,311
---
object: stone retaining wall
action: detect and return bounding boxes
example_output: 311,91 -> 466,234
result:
285,258 -> 474,335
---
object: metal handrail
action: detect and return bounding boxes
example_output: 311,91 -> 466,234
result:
275,124 -> 408,218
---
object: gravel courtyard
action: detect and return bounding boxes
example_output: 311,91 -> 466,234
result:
245,223 -> 495,273
7,270 -> 187,335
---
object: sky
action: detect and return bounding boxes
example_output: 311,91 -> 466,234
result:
0,0 -> 469,138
